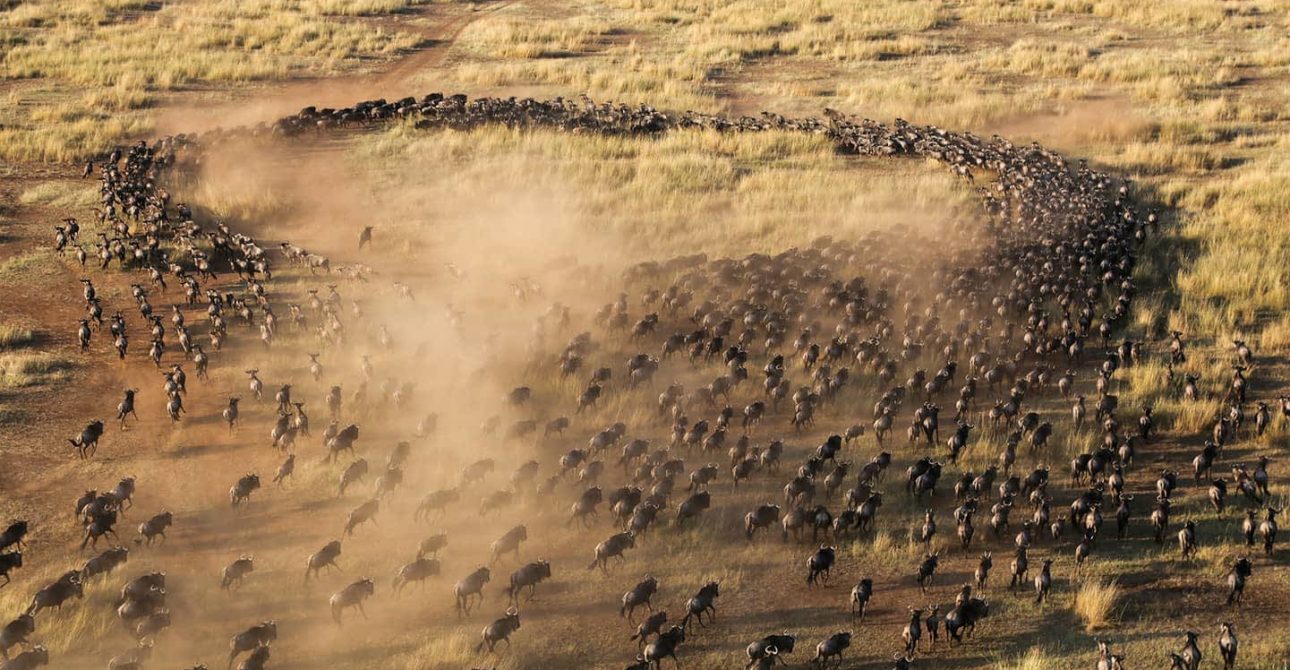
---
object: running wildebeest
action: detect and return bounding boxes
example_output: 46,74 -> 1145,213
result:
682,581 -> 720,628
621,575 -> 659,621
329,577 -> 375,624
811,632 -> 851,668
221,556 -> 255,591
454,566 -> 491,616
503,560 -> 551,603
304,540 -> 342,582
227,620 -> 276,669
476,608 -> 522,653
69,420 -> 105,459
230,474 -> 260,507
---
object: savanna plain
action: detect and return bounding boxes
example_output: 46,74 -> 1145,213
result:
0,0 -> 1288,669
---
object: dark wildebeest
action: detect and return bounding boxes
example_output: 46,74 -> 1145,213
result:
69,421 -> 105,459
682,581 -> 720,627
621,575 -> 659,621
850,578 -> 873,620
26,571 -> 83,616
503,561 -> 551,604
0,645 -> 47,670
0,614 -> 36,659
0,553 -> 21,588
589,531 -> 636,573
1227,557 -> 1252,605
643,624 -> 686,669
806,546 -> 836,586
746,634 -> 795,669
227,621 -> 276,670
476,608 -> 521,653
230,474 -> 261,507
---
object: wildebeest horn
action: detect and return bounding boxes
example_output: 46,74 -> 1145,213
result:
506,606 -> 518,615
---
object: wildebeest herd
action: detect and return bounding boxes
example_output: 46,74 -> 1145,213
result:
6,92 -> 1283,669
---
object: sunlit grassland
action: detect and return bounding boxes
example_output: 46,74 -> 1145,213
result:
0,0 -> 434,161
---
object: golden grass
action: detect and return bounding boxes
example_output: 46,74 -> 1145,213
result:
0,324 -> 36,350
341,123 -> 976,258
1073,579 -> 1120,631
998,649 -> 1060,670
0,0 -> 427,161
0,352 -> 73,387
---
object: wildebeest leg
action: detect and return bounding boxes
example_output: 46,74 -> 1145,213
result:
358,602 -> 368,618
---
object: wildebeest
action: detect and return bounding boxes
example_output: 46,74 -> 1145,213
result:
26,570 -> 83,616
745,633 -> 795,669
945,597 -> 989,643
476,608 -> 521,652
490,525 -> 528,564
0,645 -> 47,670
221,556 -> 255,591
227,620 -> 276,669
0,614 -> 35,660
304,540 -> 342,582
589,531 -> 636,573
343,498 -> 380,536
0,553 -> 21,588
806,546 -> 836,586
230,474 -> 261,507
621,575 -> 659,621
134,511 -> 172,546
643,624 -> 686,669
418,532 -> 448,559
454,566 -> 491,616
811,632 -> 851,668
502,561 -> 550,604
69,421 -> 105,459
1226,557 -> 1252,605
329,577 -> 375,624
682,581 -> 720,627
844,579 -> 873,624
391,557 -> 440,596
81,546 -> 130,581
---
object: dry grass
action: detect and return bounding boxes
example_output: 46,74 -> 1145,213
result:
0,324 -> 36,350
1074,580 -> 1120,631
0,352 -> 72,387
0,0 -> 428,161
